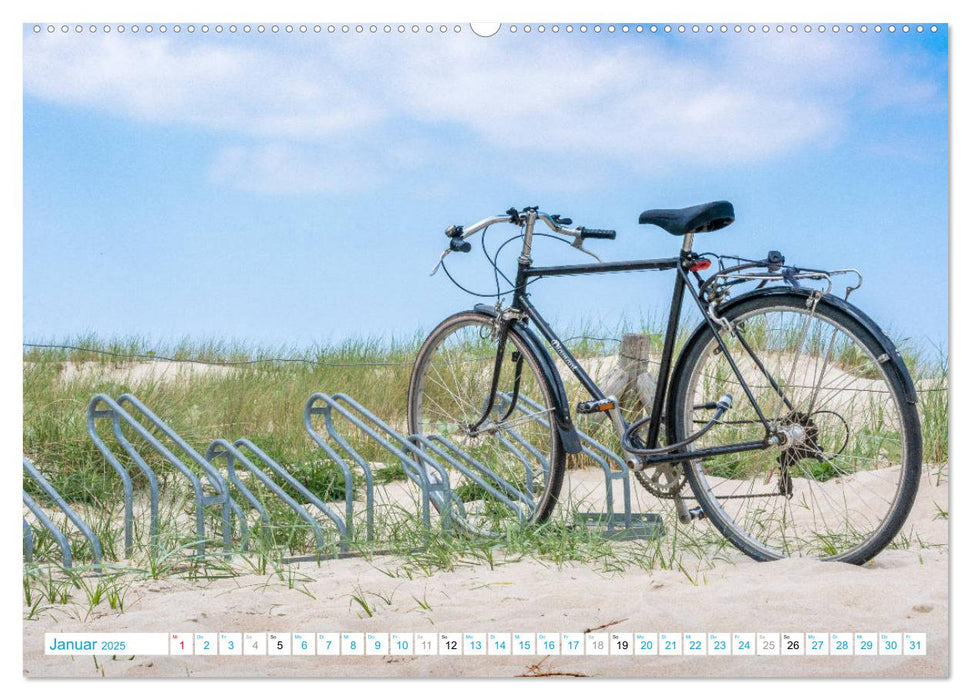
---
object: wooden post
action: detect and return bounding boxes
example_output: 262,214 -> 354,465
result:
602,333 -> 657,410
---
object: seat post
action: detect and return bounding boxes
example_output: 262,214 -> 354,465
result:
681,232 -> 695,254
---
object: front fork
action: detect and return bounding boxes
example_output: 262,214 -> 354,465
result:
467,318 -> 525,436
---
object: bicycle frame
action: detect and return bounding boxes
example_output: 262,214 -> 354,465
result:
430,205 -> 922,559
484,225 -> 779,469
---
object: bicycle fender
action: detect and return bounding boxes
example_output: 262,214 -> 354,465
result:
668,287 -> 919,420
473,304 -> 582,453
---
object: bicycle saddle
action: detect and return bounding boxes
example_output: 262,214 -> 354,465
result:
638,200 -> 735,236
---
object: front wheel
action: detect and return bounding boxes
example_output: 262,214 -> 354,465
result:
670,291 -> 922,564
407,311 -> 566,535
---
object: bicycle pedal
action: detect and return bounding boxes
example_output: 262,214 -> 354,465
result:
576,398 -> 617,414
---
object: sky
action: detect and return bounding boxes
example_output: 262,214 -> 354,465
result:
22,23 -> 949,353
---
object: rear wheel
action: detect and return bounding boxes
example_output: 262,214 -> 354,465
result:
407,311 -> 566,535
670,291 -> 922,564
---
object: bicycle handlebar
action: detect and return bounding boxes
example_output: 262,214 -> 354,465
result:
432,207 -> 616,274
445,209 -> 616,244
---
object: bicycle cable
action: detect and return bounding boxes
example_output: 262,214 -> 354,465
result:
440,232 -> 574,299
480,224 -> 515,298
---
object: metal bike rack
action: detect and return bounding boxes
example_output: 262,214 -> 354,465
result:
87,393 -> 243,557
497,393 -> 665,541
205,438 -> 349,554
27,383 -> 659,571
407,433 -> 534,535
305,392 -> 453,538
305,392 -> 542,539
23,519 -> 34,564
23,492 -> 71,568
303,391 -> 658,540
22,457 -> 103,569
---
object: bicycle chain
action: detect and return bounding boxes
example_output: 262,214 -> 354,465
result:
633,414 -> 791,500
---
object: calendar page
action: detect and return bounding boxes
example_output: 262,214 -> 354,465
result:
19,5 -> 949,684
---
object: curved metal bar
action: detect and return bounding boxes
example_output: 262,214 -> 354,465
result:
419,434 -> 530,516
23,518 -> 34,563
233,439 -> 349,550
91,395 -> 208,554
562,434 -> 633,528
117,393 -> 235,554
87,394 -> 139,555
117,395 -> 230,490
501,392 -> 634,529
305,394 -> 370,541
107,414 -> 161,547
205,441 -> 269,526
829,268 -> 864,299
323,393 -> 448,530
22,458 -> 103,569
207,439 -> 328,552
23,491 -> 72,568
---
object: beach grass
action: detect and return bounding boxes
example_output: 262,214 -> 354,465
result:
22,326 -> 948,613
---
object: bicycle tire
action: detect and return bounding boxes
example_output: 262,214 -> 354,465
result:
407,311 -> 566,534
669,290 -> 922,564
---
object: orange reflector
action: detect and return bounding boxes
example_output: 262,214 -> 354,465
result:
689,259 -> 712,272
597,401 -> 616,412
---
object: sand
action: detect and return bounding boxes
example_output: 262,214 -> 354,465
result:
22,463 -> 948,679
23,348 -> 947,678
52,360 -> 239,384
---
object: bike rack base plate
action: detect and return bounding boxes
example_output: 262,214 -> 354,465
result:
575,512 -> 665,541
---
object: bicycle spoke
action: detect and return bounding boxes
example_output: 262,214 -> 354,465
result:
678,297 -> 917,562
409,315 -> 563,535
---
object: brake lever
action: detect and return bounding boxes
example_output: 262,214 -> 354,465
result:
430,248 -> 450,276
571,236 -> 602,263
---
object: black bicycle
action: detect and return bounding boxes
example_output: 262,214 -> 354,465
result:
407,202 -> 922,564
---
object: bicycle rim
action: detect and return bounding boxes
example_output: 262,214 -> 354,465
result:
674,294 -> 920,563
408,312 -> 564,535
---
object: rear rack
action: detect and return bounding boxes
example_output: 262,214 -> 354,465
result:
702,253 -> 863,301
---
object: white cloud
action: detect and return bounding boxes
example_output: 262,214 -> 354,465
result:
23,31 -> 944,193
377,33 -> 938,166
23,34 -> 383,139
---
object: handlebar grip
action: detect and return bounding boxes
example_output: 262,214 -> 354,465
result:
579,227 -> 617,240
